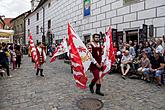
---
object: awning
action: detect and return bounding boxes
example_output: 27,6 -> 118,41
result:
0,29 -> 14,37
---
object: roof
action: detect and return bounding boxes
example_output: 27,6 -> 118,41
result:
36,0 -> 48,9
11,10 -> 31,22
4,18 -> 13,28
25,0 -> 48,18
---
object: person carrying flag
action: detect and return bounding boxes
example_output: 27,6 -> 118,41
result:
36,42 -> 46,77
88,33 -> 104,96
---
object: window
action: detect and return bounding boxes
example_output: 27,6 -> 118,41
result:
17,25 -> 19,33
28,19 -> 30,25
28,29 -> 30,36
124,0 -> 141,5
48,2 -> 51,8
20,24 -> 23,32
36,13 -> 39,21
36,25 -> 39,34
48,20 -> 51,29
14,26 -> 17,32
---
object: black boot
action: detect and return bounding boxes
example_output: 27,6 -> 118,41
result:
96,84 -> 104,96
89,82 -> 95,93
36,68 -> 40,76
0,72 -> 3,77
40,69 -> 44,77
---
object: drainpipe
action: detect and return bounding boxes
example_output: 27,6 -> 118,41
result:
42,6 -> 45,43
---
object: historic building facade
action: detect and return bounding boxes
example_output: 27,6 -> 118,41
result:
25,0 -> 165,44
11,11 -> 30,44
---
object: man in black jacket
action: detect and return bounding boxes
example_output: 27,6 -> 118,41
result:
0,44 -> 11,77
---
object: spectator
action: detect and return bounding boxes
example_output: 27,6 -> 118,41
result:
163,35 -> 165,57
113,42 -> 118,55
152,39 -> 164,56
128,41 -> 136,59
133,40 -> 139,58
12,49 -> 16,70
118,40 -> 123,51
121,42 -> 127,53
0,45 -> 11,77
120,50 -> 133,79
15,45 -> 22,68
137,52 -> 151,82
137,42 -> 145,58
150,52 -> 165,86
143,42 -> 152,58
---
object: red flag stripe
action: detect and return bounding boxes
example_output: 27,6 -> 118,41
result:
68,23 -> 87,89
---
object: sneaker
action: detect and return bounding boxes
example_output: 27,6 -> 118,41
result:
122,75 -> 126,80
146,80 -> 151,83
157,83 -> 162,87
8,75 -> 12,78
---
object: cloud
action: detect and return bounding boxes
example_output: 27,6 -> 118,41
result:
0,0 -> 31,18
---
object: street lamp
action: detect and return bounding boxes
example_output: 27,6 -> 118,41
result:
42,7 -> 45,43
0,15 -> 5,19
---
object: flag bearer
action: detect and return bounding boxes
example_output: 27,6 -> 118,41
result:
36,42 -> 46,77
88,33 -> 104,96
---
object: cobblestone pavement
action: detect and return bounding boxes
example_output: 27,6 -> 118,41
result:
0,55 -> 165,110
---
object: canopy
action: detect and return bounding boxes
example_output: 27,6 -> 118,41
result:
0,29 -> 14,37
0,29 -> 14,43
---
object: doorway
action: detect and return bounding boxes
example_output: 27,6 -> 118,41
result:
84,34 -> 91,45
126,30 -> 138,43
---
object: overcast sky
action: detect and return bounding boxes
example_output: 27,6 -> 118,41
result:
0,0 -> 31,18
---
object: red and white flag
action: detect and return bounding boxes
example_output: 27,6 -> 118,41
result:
50,37 -> 69,63
29,33 -> 39,68
68,23 -> 92,89
101,27 -> 115,78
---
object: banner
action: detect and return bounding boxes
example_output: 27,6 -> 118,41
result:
50,37 -> 69,63
83,0 -> 91,17
68,23 -> 92,89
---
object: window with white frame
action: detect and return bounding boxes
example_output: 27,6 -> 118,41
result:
36,25 -> 39,34
28,19 -> 30,25
48,2 -> 51,8
28,29 -> 30,36
36,13 -> 39,21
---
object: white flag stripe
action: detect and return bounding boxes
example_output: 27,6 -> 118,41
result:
50,37 -> 69,63
72,70 -> 84,75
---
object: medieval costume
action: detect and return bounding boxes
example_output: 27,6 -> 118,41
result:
88,34 -> 104,96
36,45 -> 46,77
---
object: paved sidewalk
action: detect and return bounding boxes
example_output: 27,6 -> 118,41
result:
0,56 -> 165,110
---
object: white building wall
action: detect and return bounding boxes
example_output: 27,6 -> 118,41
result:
25,0 -> 165,44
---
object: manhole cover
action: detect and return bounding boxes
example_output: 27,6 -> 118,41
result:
77,98 -> 104,110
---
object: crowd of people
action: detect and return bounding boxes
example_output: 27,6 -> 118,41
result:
112,35 -> 165,86
0,42 -> 23,77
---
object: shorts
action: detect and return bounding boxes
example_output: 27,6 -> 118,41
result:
155,69 -> 164,77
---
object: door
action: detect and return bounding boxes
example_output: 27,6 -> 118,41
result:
126,30 -> 138,43
84,34 -> 91,45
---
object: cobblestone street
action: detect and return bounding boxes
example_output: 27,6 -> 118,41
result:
0,56 -> 165,110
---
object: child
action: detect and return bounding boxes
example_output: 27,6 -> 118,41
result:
12,50 -> 16,70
